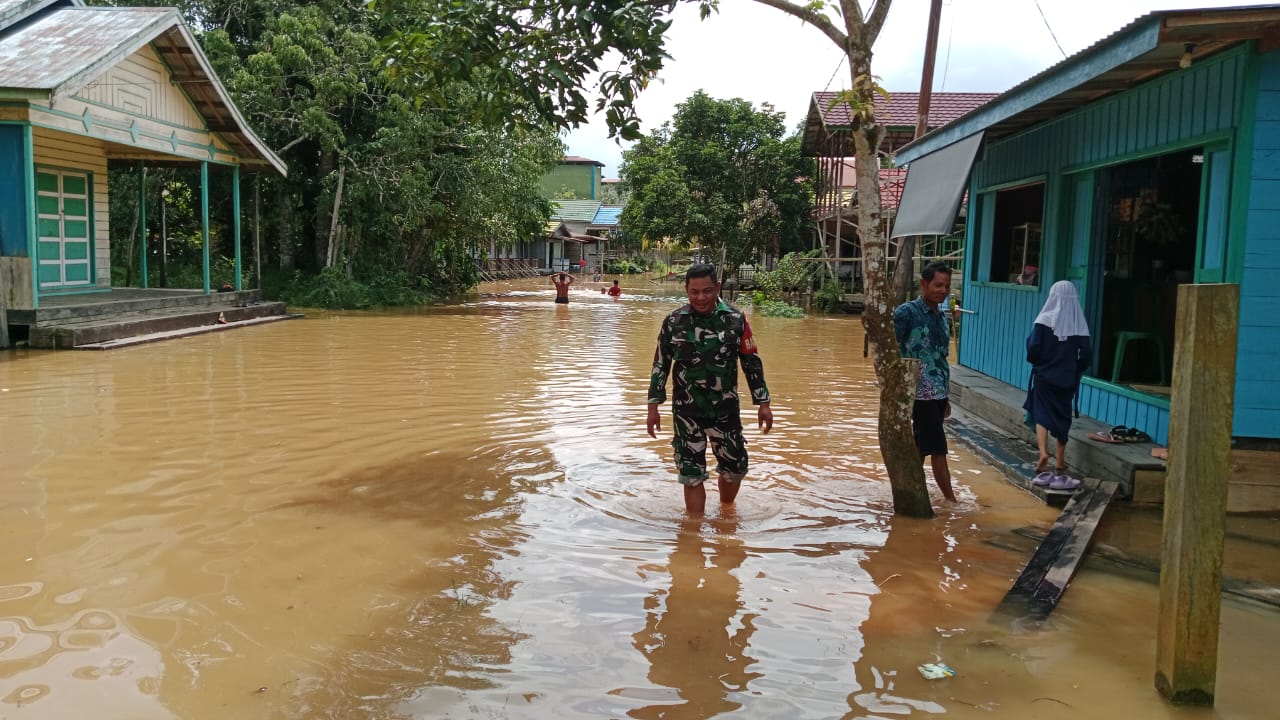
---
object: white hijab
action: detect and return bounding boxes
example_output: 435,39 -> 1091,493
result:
1035,280 -> 1090,340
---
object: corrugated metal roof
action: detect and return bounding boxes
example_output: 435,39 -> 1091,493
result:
592,206 -> 622,226
0,0 -> 79,33
551,199 -> 602,223
896,4 -> 1280,164
0,6 -> 285,175
0,7 -> 172,90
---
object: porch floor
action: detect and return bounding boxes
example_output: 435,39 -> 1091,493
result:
948,364 -> 1166,500
4,287 -> 299,349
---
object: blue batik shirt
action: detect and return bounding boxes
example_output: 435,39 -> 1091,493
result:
893,298 -> 950,400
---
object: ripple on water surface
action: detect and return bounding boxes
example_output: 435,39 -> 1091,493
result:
1,278 -> 1278,719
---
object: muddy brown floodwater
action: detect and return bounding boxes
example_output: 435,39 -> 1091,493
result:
1,277 -> 1277,719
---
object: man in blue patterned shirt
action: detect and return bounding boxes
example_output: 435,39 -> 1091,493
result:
893,262 -> 957,502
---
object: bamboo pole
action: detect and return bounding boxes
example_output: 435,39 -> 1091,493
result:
1154,283 -> 1238,706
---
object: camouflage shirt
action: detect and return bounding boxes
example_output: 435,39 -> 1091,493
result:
648,300 -> 770,416
893,297 -> 950,400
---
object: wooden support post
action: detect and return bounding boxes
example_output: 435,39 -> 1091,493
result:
138,161 -> 148,288
233,166 -> 242,291
1155,283 -> 1238,706
200,161 -> 210,294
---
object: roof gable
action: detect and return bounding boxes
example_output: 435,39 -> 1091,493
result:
0,6 -> 284,174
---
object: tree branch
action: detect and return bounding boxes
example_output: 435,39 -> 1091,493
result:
749,0 -> 848,50
864,0 -> 892,46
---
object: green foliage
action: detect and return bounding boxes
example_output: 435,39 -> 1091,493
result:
604,258 -> 648,274
106,0 -> 567,301
380,0 -> 720,140
280,267 -> 441,309
750,298 -> 806,318
620,92 -> 815,274
813,282 -> 843,313
754,250 -> 823,299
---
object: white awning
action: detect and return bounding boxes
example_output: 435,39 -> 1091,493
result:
890,132 -> 984,238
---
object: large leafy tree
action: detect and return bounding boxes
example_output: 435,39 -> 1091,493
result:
381,0 -> 932,516
620,92 -> 813,273
106,0 -> 564,301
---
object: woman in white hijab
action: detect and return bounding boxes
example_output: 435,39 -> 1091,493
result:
1024,281 -> 1092,490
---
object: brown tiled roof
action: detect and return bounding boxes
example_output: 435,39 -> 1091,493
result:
811,91 -> 998,129
878,167 -> 907,209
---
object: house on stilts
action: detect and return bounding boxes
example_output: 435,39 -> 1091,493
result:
0,0 -> 291,350
800,91 -> 995,296
892,3 -> 1280,512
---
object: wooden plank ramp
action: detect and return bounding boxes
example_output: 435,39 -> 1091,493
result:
997,477 -> 1119,619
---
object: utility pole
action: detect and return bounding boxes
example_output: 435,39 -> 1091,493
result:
915,0 -> 944,140
893,0 -> 946,306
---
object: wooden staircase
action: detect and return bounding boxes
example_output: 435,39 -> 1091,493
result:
17,290 -> 300,350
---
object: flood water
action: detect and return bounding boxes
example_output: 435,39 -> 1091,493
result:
1,277 -> 1277,719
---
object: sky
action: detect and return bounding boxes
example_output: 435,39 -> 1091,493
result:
564,0 -> 1276,177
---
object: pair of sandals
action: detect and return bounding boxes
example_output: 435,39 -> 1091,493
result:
1088,425 -> 1152,444
1033,470 -> 1081,491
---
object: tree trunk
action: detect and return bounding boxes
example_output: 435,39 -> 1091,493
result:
849,57 -> 934,518
277,183 -> 296,272
326,163 -> 346,269
315,150 -> 338,271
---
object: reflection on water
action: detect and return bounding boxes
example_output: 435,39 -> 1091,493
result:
1,277 -> 1277,719
628,516 -> 757,719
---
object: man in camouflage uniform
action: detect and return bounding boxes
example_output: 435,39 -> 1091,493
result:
646,264 -> 773,514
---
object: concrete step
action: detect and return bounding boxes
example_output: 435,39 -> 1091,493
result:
29,301 -> 290,349
24,290 -> 262,326
76,314 -> 304,350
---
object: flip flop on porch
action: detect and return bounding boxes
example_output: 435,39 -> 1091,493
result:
1088,430 -> 1125,444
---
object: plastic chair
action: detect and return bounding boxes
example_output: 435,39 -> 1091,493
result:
1110,331 -> 1167,384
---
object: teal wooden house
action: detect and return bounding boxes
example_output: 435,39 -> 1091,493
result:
894,4 -> 1280,451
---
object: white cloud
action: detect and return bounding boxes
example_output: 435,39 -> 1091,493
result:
565,0 -> 1273,176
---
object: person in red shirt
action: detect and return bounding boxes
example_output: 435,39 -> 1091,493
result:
608,280 -> 622,298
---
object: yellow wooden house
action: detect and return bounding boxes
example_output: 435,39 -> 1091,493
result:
0,0 -> 284,325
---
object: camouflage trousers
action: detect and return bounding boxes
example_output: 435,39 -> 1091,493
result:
671,412 -> 748,486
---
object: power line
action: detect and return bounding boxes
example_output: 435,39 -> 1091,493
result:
939,1 -> 956,91
1033,0 -> 1067,58
823,54 -> 845,91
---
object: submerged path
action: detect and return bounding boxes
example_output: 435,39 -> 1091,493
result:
0,277 -> 1277,719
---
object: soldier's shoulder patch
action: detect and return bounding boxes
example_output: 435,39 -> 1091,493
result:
739,319 -> 758,354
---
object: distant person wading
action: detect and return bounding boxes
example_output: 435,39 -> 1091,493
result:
552,272 -> 573,304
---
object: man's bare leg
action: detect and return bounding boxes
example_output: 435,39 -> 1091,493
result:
684,483 -> 707,515
930,455 -> 957,502
717,474 -> 741,504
